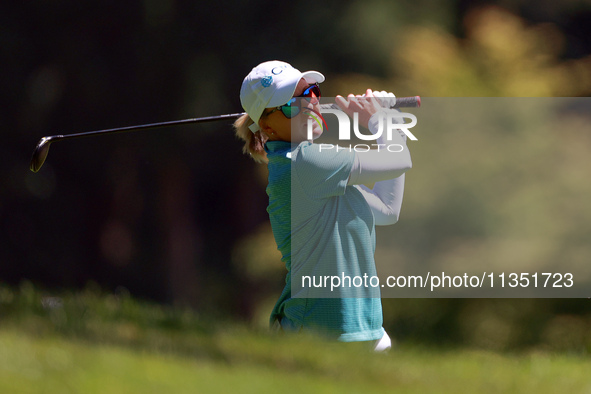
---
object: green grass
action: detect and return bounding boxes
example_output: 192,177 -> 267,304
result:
1,283 -> 591,393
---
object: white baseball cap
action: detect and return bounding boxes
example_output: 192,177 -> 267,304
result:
240,60 -> 324,132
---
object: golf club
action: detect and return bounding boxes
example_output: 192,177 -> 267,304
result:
30,96 -> 421,172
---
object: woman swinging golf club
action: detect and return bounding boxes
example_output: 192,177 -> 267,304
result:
235,60 -> 412,352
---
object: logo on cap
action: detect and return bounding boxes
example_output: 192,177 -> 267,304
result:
261,75 -> 273,87
272,66 -> 287,75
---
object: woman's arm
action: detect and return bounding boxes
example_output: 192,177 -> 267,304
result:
346,137 -> 412,186
347,119 -> 410,225
355,174 -> 406,225
339,91 -> 412,225
338,90 -> 412,185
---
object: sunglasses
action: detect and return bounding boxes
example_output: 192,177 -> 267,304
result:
266,83 -> 321,119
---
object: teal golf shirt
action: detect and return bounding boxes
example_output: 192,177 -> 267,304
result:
266,140 -> 384,342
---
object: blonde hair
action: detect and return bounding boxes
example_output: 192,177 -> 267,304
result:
233,113 -> 268,163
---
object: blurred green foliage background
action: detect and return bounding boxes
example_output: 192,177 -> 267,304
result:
2,0 -> 591,356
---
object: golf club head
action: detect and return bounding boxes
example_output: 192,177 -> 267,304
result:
30,136 -> 55,173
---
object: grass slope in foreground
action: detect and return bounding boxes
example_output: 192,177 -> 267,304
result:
1,283 -> 591,393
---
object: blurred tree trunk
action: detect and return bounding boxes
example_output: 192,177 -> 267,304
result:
158,158 -> 202,308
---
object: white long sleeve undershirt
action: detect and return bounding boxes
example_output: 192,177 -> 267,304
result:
346,111 -> 412,225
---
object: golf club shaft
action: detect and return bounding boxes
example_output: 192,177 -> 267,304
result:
52,112 -> 246,142
30,96 -> 420,172
42,96 -> 420,142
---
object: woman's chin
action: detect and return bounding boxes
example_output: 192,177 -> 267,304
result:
305,123 -> 324,141
311,125 -> 323,140
292,122 -> 323,142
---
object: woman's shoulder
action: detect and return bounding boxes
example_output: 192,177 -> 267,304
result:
293,141 -> 355,172
295,141 -> 351,160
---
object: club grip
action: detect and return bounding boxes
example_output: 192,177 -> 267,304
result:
318,95 -> 420,111
393,96 -> 421,108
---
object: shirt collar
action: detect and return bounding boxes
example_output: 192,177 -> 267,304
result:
264,140 -> 294,154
